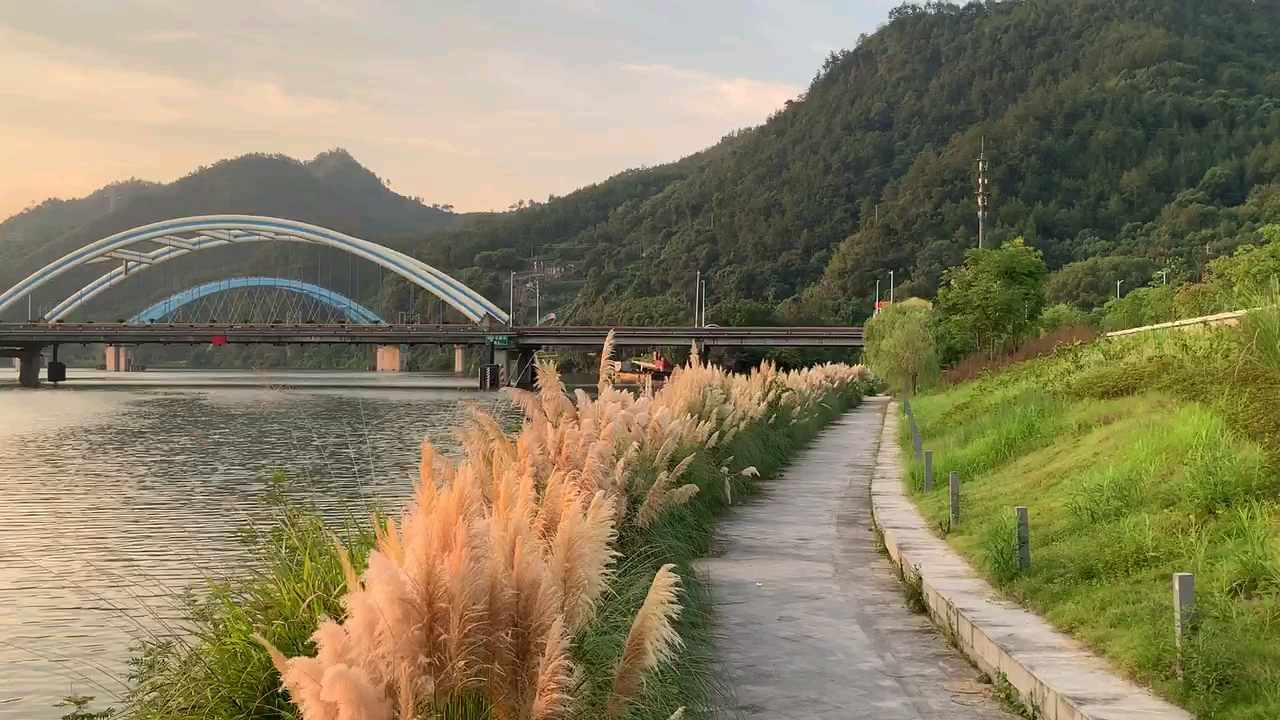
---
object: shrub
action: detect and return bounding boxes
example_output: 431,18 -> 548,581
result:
944,327 -> 1100,384
982,511 -> 1022,586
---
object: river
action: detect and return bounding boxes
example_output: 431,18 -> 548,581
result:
0,370 -> 519,718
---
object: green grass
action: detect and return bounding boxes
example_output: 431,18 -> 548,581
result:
903,330 -> 1280,719
124,383 -> 872,720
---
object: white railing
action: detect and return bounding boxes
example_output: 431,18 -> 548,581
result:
1104,310 -> 1245,338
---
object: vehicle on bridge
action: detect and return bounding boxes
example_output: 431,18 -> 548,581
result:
612,351 -> 674,387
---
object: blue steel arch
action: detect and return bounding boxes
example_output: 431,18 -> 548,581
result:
0,215 -> 508,326
129,277 -> 386,324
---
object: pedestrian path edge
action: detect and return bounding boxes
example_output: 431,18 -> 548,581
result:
870,405 -> 1193,720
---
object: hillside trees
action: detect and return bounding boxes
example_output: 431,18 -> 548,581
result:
935,240 -> 1048,357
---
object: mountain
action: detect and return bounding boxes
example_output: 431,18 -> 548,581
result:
0,180 -> 161,281
408,0 -> 1280,326
10,0 -> 1280,329
0,150 -> 461,317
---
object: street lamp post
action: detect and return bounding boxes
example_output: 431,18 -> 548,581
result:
1159,270 -> 1168,285
700,278 -> 707,327
509,270 -> 515,326
536,280 -> 541,325
1116,280 -> 1124,300
694,270 -> 701,328
889,271 -> 895,304
875,279 -> 881,315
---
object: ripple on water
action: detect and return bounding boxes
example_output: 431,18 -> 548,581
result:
0,379 -> 516,719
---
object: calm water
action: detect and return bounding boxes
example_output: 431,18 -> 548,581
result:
0,371 -> 516,718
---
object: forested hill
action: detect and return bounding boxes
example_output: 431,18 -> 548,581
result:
0,150 -> 461,296
419,0 -> 1280,325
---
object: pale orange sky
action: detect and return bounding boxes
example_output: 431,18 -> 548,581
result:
0,1 -> 898,221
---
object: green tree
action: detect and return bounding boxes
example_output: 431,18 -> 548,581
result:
1039,303 -> 1095,334
864,298 -> 938,392
1207,224 -> 1280,302
1100,284 -> 1178,331
935,239 -> 1048,357
707,298 -> 777,326
1045,256 -> 1160,310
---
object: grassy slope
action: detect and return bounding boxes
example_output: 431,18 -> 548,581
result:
903,330 -> 1280,719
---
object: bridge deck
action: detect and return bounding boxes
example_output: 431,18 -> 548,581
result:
0,323 -> 863,348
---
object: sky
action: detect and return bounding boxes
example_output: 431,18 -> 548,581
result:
0,0 -> 899,220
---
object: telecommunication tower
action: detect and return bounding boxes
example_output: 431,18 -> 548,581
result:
976,138 -> 990,249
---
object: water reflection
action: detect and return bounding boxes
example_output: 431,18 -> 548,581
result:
0,376 -> 515,718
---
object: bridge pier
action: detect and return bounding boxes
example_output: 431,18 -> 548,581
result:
104,345 -> 133,372
17,346 -> 42,388
375,345 -> 403,372
511,347 -> 538,390
454,344 -> 466,376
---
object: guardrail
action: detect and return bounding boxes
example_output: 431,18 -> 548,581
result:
1104,310 -> 1245,338
0,323 -> 864,348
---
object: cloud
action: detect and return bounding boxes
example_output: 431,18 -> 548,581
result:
127,30 -> 211,44
622,64 -> 800,122
0,6 -> 818,219
541,0 -> 609,17
0,38 -> 360,127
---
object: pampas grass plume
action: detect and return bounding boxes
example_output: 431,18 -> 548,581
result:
608,564 -> 683,718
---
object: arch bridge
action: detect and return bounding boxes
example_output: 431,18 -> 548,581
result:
128,276 -> 386,325
0,215 -> 508,326
0,215 -> 866,388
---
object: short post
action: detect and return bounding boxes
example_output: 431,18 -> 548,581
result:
912,422 -> 923,462
924,451 -> 933,492
1173,572 -> 1195,676
1015,506 -> 1030,571
949,471 -> 960,526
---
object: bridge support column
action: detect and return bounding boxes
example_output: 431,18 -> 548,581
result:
454,344 -> 466,376
375,345 -> 403,372
104,345 -> 132,372
17,346 -> 42,388
512,347 -> 538,390
492,347 -> 509,387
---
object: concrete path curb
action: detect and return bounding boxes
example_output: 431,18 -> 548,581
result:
871,407 -> 1192,720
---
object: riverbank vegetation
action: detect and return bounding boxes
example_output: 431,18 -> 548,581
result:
901,317 -> 1280,719
125,337 -> 873,719
864,221 -> 1280,392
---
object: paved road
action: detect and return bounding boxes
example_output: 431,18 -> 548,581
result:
700,397 -> 1010,719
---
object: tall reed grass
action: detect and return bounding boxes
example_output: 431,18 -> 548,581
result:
128,335 -> 872,720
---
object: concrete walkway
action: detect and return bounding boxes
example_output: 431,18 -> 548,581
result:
699,397 -> 1010,719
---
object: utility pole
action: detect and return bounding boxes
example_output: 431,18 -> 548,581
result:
976,137 -> 990,249
509,270 -> 515,326
889,271 -> 895,304
694,270 -> 701,327
535,280 -> 541,325
700,278 -> 707,327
